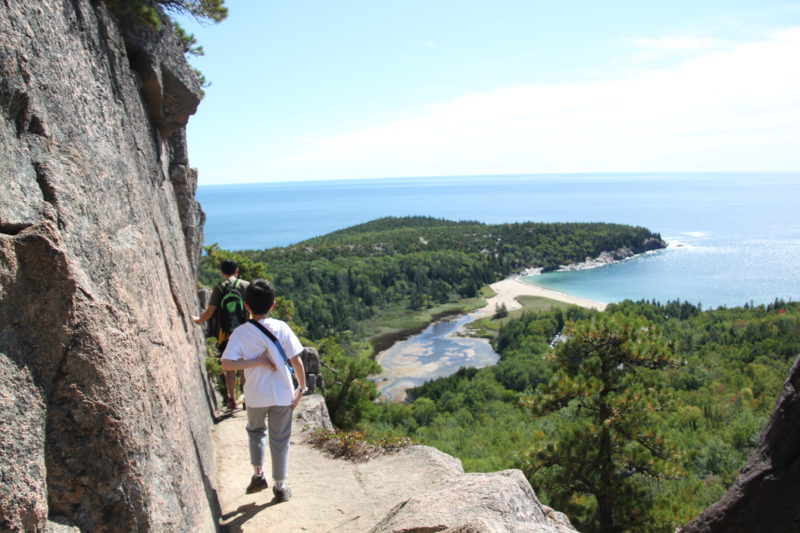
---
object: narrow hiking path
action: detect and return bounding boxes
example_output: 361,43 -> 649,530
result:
211,281 -> 601,531
212,395 -> 464,532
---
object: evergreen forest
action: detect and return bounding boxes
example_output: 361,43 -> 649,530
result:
200,216 -> 664,340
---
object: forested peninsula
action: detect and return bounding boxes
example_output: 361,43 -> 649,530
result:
200,216 -> 664,342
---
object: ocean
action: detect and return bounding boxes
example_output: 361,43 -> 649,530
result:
197,172 -> 800,309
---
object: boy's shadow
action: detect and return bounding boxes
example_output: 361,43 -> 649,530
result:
219,498 -> 280,532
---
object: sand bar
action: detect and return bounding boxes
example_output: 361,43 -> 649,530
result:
473,276 -> 607,318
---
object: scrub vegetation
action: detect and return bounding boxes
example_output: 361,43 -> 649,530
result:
104,0 -> 227,29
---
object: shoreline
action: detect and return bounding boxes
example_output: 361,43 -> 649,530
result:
473,276 -> 607,318
477,245 -> 675,314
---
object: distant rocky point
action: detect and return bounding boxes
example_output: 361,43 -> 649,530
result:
553,239 -> 665,272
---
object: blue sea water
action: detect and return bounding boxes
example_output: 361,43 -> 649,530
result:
198,172 -> 800,309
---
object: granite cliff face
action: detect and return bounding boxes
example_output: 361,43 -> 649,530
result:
0,1 -> 214,531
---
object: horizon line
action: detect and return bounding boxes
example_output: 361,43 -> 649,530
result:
197,169 -> 799,188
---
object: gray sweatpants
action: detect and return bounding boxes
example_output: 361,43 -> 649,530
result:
246,405 -> 293,481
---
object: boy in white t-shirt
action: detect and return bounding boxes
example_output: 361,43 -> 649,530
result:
221,279 -> 307,502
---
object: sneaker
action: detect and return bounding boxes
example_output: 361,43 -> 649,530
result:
246,475 -> 268,494
273,485 -> 292,502
226,398 -> 236,411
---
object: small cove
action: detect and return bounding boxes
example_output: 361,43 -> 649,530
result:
371,312 -> 499,402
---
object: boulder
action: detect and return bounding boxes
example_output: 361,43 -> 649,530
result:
369,469 -> 577,533
293,393 -> 335,431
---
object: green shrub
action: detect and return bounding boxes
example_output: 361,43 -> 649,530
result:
307,427 -> 414,461
204,338 -> 226,403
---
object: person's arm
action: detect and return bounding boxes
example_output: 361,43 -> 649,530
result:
192,286 -> 221,323
192,304 -> 217,324
289,355 -> 306,409
221,350 -> 277,372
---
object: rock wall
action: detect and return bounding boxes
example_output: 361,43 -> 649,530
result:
0,1 -> 215,531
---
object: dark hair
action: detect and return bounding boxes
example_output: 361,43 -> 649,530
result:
220,259 -> 238,276
246,279 -> 275,315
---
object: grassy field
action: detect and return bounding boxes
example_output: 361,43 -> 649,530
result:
357,288 -> 493,357
468,295 -> 575,339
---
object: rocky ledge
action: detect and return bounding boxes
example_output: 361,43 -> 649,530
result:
214,395 -> 578,533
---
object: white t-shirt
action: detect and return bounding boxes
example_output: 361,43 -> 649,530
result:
221,318 -> 304,408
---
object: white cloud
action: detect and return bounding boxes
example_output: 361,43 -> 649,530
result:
633,36 -> 726,52
624,35 -> 731,70
266,27 -> 800,181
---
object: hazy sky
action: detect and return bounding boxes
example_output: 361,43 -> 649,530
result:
176,1 -> 800,185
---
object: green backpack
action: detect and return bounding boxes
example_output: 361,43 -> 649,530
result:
218,278 -> 247,335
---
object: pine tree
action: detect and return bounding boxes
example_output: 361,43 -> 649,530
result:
105,0 -> 228,28
318,338 -> 381,429
524,314 -> 682,533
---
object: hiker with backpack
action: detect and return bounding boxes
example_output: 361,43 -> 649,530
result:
220,279 -> 307,502
299,347 -> 325,394
192,259 -> 250,410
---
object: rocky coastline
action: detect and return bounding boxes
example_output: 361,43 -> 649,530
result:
533,238 -> 667,274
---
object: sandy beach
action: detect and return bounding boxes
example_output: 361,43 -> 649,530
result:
474,276 -> 607,318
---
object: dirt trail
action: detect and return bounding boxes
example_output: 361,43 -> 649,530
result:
212,396 -> 463,532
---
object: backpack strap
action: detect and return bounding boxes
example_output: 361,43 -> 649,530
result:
249,319 -> 290,365
219,277 -> 239,292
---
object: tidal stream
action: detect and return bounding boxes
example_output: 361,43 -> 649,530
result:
372,312 -> 499,402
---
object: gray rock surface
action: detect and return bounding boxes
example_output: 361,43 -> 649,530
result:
292,391 -> 335,431
0,1 -> 214,531
680,356 -> 800,533
369,469 -> 577,533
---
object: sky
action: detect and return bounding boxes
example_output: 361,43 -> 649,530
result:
175,1 -> 800,185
